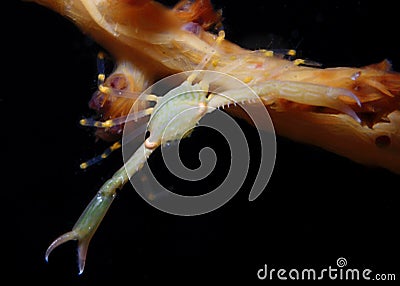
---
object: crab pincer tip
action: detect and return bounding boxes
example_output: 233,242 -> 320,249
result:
45,231 -> 77,261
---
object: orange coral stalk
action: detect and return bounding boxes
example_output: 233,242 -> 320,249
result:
28,0 -> 399,173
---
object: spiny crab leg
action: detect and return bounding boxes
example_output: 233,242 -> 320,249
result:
45,143 -> 153,274
44,70 -> 230,274
208,80 -> 361,122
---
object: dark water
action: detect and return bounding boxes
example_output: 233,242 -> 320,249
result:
5,0 -> 399,284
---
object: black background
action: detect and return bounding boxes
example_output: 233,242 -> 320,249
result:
5,0 -> 399,284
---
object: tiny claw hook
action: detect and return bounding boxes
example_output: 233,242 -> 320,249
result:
77,239 -> 90,275
45,230 -> 92,275
45,230 -> 78,263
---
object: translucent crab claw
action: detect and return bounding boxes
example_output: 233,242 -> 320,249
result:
45,183 -> 119,274
45,230 -> 90,275
44,144 -> 153,274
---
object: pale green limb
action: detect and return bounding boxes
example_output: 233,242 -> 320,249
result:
208,80 -> 361,123
45,143 -> 153,274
